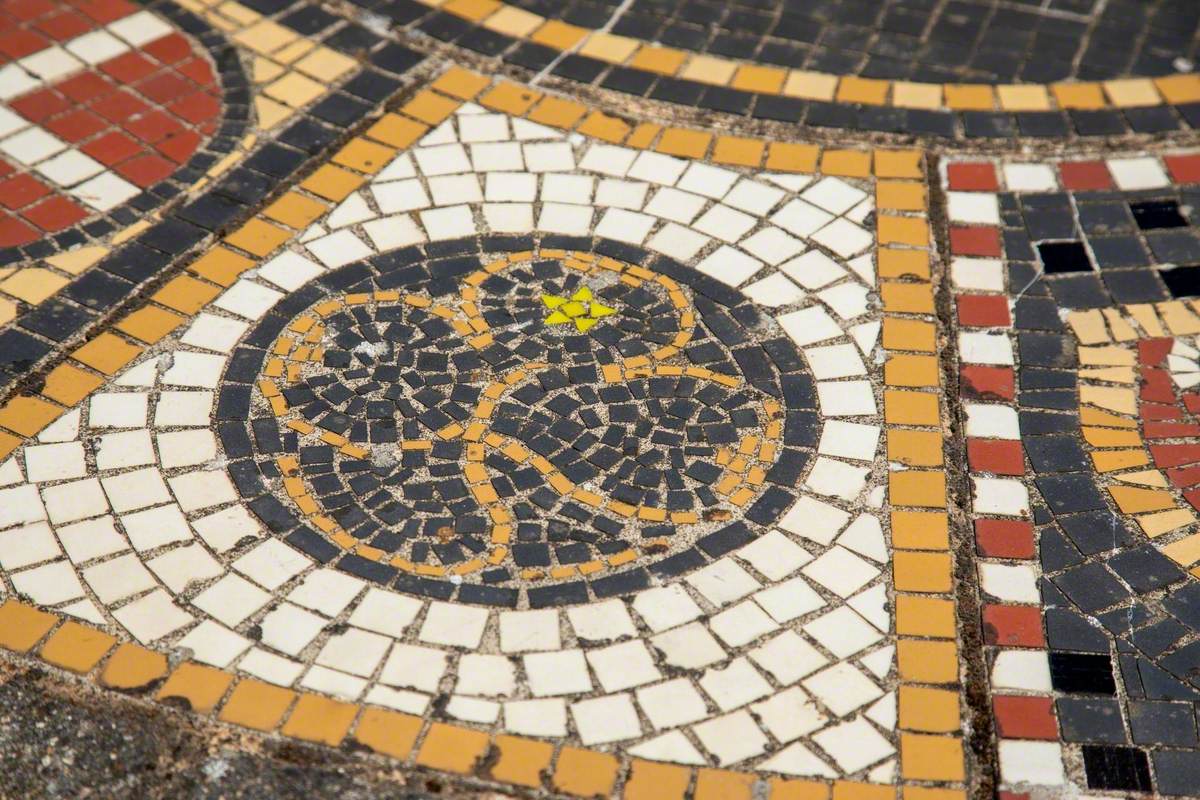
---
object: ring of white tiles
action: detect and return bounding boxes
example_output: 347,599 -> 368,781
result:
0,105 -> 900,779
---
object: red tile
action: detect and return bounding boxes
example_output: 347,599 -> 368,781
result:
961,365 -> 1015,401
1058,160 -> 1112,191
198,119 -> 217,136
1142,402 -> 1182,421
0,27 -> 48,58
1186,394 -> 1200,414
137,71 -> 192,104
983,605 -> 1046,648
967,439 -> 1025,475
949,226 -> 1002,257
91,90 -> 149,122
0,173 -> 50,210
81,130 -> 142,166
176,56 -> 214,86
947,162 -> 998,192
1167,465 -> 1200,490
8,88 -> 70,122
156,129 -> 201,164
0,213 -> 39,246
74,0 -> 137,24
22,195 -> 88,231
114,153 -> 174,187
999,793 -> 1031,800
167,91 -> 219,125
3,0 -> 57,22
1186,488 -> 1200,513
1150,443 -> 1200,468
43,108 -> 108,143
0,159 -> 13,178
143,32 -> 191,64
100,50 -> 158,83
956,294 -> 1011,327
125,109 -> 183,144
57,71 -> 115,103
1145,421 -> 1200,440
975,519 -> 1035,559
35,9 -> 92,39
1140,367 -> 1176,403
1138,337 -> 1173,367
993,695 -> 1057,740
1166,154 -> 1200,185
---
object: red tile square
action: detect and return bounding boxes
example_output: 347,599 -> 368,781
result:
956,294 -> 1011,327
0,173 -> 50,210
82,130 -> 142,166
949,225 -> 1002,257
57,71 -> 115,103
1150,443 -> 1200,469
0,213 -> 39,246
35,9 -> 92,39
967,438 -> 1025,475
1145,421 -> 1200,440
167,91 -> 219,125
43,108 -> 108,143
1058,160 -> 1112,191
198,119 -> 218,137
1167,464 -> 1200,490
983,605 -> 1046,648
975,519 -> 1035,559
1142,402 -> 1182,421
137,71 -> 192,104
91,90 -> 149,122
9,88 -> 70,122
74,0 -> 137,24
22,195 -> 88,231
947,162 -> 999,192
3,0 -> 57,22
0,159 -> 13,177
0,27 -> 48,58
100,50 -> 158,83
143,32 -> 191,64
961,365 -> 1015,401
1186,393 -> 1200,414
1166,154 -> 1200,185
175,56 -> 214,86
993,695 -> 1057,740
1138,337 -> 1173,367
1140,366 -> 1175,403
125,109 -> 183,144
114,153 -> 174,187
156,129 -> 201,164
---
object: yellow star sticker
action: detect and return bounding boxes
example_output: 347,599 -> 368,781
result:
541,287 -> 616,333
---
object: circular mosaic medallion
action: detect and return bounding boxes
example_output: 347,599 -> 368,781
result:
226,241 -> 816,606
0,1 -> 245,258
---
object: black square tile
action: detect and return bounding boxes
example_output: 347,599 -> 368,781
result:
1131,199 -> 1189,230
1160,267 -> 1200,298
1049,651 -> 1117,695
1037,241 -> 1092,273
1082,745 -> 1153,792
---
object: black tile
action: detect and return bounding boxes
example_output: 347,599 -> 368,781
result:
1082,745 -> 1152,792
1160,267 -> 1200,299
1037,240 -> 1092,273
1050,651 -> 1117,695
1057,697 -> 1128,743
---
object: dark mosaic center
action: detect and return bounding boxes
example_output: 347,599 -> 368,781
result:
218,237 -> 817,608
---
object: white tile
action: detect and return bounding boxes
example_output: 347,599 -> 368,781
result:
802,545 -> 880,597
972,476 -> 1029,516
233,538 -> 309,590
112,589 -> 193,642
777,494 -> 851,545
523,141 -> 574,171
538,202 -> 593,235
99,468 -> 169,514
594,178 -> 648,209
419,601 -> 488,648
811,219 -> 872,258
780,249 -> 846,289
413,144 -> 471,175
455,653 -> 516,696
811,717 -> 894,773
723,179 -> 785,215
153,391 -> 213,427
752,687 -> 828,742
157,429 -> 218,470
177,621 -> 252,667
586,640 -> 662,692
121,503 -> 192,551
485,171 -> 537,201
964,403 -> 1020,439
379,643 -> 448,692
420,205 -> 477,240
0,521 -> 60,570
593,207 -> 656,244
632,584 -> 703,632
750,630 -> 829,685
37,410 -> 78,443
347,588 -> 422,638
540,173 -> 594,204
817,282 -> 871,320
741,273 -> 804,308
213,280 -> 283,320
457,113 -> 509,142
708,599 -> 778,647
571,693 -> 642,745
160,351 -> 224,389
816,379 -> 877,416
676,162 -> 739,198
0,65 -> 38,101
692,710 -> 768,765
180,314 -> 251,356
803,606 -> 884,658
817,420 -> 881,462
109,10 -> 173,45
306,230 -> 372,268
627,150 -> 687,185
90,392 -> 148,428
758,742 -> 836,778
850,583 -> 891,632
687,557 -> 761,605
959,331 -> 1014,364
42,478 -> 108,524
628,731 -> 705,765
499,608 -> 560,652
363,685 -> 428,714
483,201 -> 533,233
837,514 -> 887,563
644,187 -> 707,224
1003,163 -> 1057,192
146,543 -> 222,593
429,173 -> 483,206
700,656 -> 772,711
254,603 -> 326,656
947,191 -> 1001,225
802,662 -> 882,716
635,678 -> 709,729
363,214 -> 426,249
372,178 -> 431,213
804,456 -> 870,500
192,574 -> 271,627
316,628 -> 392,677
23,441 -> 85,482
301,665 -> 365,700
951,257 -> 1005,292
776,305 -> 843,346
504,698 -> 567,737
741,226 -> 805,265
326,192 -> 374,229
980,562 -> 1041,603
753,575 -> 826,623
802,177 -> 867,215
991,649 -> 1052,692
36,150 -> 104,187
806,343 -> 866,379
238,648 -> 304,687
771,199 -> 833,238
167,470 -> 237,512
445,695 -> 499,724
566,599 -> 636,642
257,252 -> 324,293
645,222 -> 709,261
287,569 -> 363,616
0,127 -> 66,165
692,204 -> 756,243
649,621 -> 727,669
12,560 -> 84,605
70,172 -> 138,212
192,505 -> 262,553
524,649 -> 592,696
469,141 -> 524,172
694,244 -> 762,286
998,740 -> 1065,785
578,144 -> 637,177
1107,157 -> 1169,191
58,516 -> 127,563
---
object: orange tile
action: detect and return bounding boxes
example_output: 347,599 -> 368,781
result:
416,722 -> 490,773
885,354 -> 940,388
441,0 -> 500,22
768,778 -> 830,799
281,693 -> 359,745
903,789 -> 966,800
832,783 -> 894,800
156,662 -> 234,714
218,679 -> 296,731
943,84 -> 995,110
530,20 -> 587,50
892,510 -> 950,551
712,136 -> 765,167
332,138 -> 396,174
72,332 -> 142,376
896,595 -> 957,638
820,149 -> 871,178
190,247 -> 256,287
888,429 -> 944,466
301,165 -> 365,201
401,90 -> 461,125
878,215 -> 929,246
897,638 -> 959,684
528,96 -> 588,129
490,735 -> 553,788
365,114 -> 428,148
894,551 -> 953,593
695,769 -> 754,800
1051,82 -> 1106,110
836,76 -> 889,105
898,686 -> 960,732
878,248 -> 930,279
884,389 -> 940,426
0,396 -> 63,437
626,123 -> 661,149
629,45 -> 686,76
731,64 -> 786,93
901,734 -> 964,781
625,759 -> 690,800
765,142 -> 819,173
152,275 -> 221,314
1109,485 -> 1175,514
99,643 -> 169,689
40,363 -> 104,406
0,431 -> 18,460
996,84 -> 1051,111
552,747 -> 620,797
882,318 -> 936,352
353,707 -> 422,759
431,67 -> 491,100
876,181 -> 926,211
874,149 -> 924,179
479,82 -> 542,116
40,620 -> 116,673
1156,74 -> 1200,105
656,128 -> 711,159
0,600 -> 58,653
577,111 -> 630,143
263,192 -> 328,230
881,282 -> 935,314
1104,78 -> 1161,107
224,218 -> 291,257
889,471 -> 947,508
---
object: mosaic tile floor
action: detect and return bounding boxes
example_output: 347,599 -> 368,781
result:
0,1 -> 1199,798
